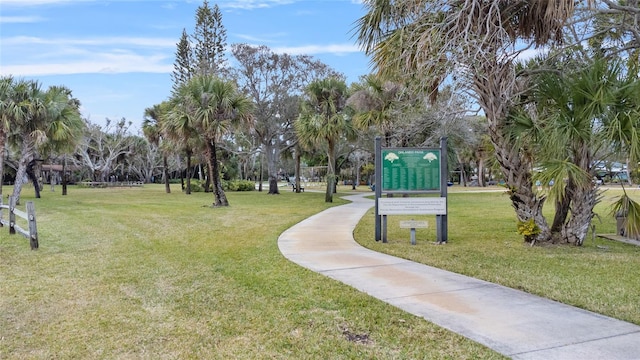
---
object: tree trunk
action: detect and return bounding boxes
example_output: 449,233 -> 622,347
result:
0,131 -> 6,197
325,139 -> 336,203
204,164 -> 211,193
457,154 -> 467,186
560,143 -> 597,245
185,151 -> 192,195
207,140 -> 228,206
265,143 -> 280,195
562,184 -> 597,245
477,159 -> 485,187
551,187 -> 572,234
356,156 -> 362,187
493,128 -> 550,243
258,154 -> 263,192
163,155 -> 171,193
294,149 -> 302,193
26,159 -> 40,199
474,73 -> 550,242
62,156 -> 68,196
12,137 -> 36,205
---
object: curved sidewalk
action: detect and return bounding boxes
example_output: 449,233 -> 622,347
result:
278,193 -> 640,360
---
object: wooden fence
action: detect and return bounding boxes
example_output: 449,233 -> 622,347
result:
0,196 -> 38,250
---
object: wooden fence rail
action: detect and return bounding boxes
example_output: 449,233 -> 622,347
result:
0,196 -> 38,250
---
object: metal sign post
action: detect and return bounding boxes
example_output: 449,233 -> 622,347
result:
375,137 -> 382,241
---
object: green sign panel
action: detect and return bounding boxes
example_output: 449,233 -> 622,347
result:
382,148 -> 440,192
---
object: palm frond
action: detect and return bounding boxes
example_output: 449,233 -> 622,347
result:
532,159 -> 591,201
609,188 -> 640,239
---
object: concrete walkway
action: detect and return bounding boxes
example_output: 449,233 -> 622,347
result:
278,193 -> 640,359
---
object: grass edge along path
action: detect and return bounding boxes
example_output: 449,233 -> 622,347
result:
1,184 -> 504,359
353,187 -> 640,326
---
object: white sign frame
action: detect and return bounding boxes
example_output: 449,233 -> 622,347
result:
378,197 -> 447,215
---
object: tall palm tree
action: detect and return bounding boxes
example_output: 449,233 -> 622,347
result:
165,93 -> 203,195
143,102 -> 171,193
177,75 -> 253,207
38,85 -> 85,196
8,80 -> 46,203
8,82 -> 82,203
296,77 -> 354,203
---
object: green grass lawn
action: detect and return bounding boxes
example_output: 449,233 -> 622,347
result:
354,186 -> 640,325
1,184 -> 505,359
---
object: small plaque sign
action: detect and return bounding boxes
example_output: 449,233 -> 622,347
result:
399,220 -> 428,229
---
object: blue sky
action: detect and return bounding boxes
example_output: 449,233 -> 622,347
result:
0,0 -> 371,133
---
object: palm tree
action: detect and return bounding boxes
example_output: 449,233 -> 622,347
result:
0,76 -> 18,197
8,80 -> 46,203
143,102 -> 172,193
163,103 -> 200,195
8,81 -> 82,203
296,77 -> 354,202
38,85 -> 85,196
347,74 -> 404,147
176,75 -> 253,206
523,56 -> 640,245
355,0 -> 577,243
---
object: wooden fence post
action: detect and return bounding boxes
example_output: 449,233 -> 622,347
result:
9,196 -> 16,235
26,201 -> 38,250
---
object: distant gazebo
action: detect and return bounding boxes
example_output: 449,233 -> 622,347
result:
40,164 -> 81,185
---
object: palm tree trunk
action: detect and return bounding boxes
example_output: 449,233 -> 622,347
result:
207,139 -> 228,206
561,143 -> 597,245
185,151 -> 192,195
295,149 -> 302,193
163,155 -> 171,193
325,139 -> 336,203
204,163 -> 211,193
12,137 -> 36,205
26,159 -> 40,199
563,184 -> 597,245
0,131 -> 6,197
492,129 -> 550,243
179,154 -> 185,192
62,156 -> 68,196
474,62 -> 550,243
551,193 -> 571,234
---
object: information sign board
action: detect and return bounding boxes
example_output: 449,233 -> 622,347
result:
382,149 -> 440,192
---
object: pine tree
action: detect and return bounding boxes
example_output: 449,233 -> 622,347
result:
192,1 -> 227,77
171,28 -> 194,95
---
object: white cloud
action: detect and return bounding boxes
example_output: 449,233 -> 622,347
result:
272,43 -> 362,56
0,53 -> 172,76
221,0 -> 295,10
0,16 -> 45,23
0,0 -> 80,5
516,48 -> 546,62
2,36 -> 176,48
234,32 -> 287,43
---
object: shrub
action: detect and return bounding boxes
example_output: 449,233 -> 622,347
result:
188,180 -> 207,193
516,218 -> 540,243
223,180 -> 255,191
